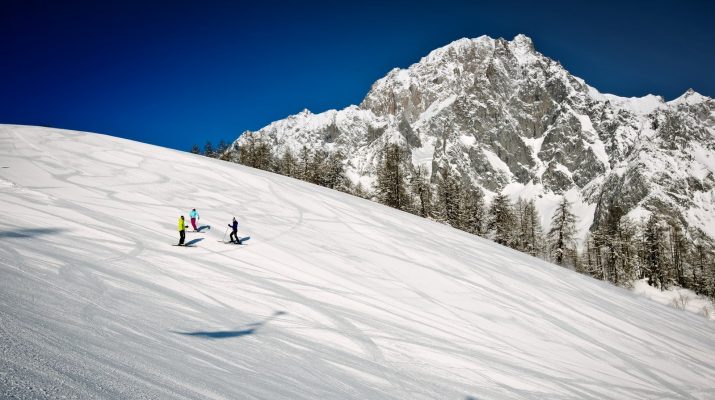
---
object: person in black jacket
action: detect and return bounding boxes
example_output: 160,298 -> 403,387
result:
228,217 -> 240,244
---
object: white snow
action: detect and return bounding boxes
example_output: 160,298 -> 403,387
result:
669,89 -> 710,107
414,95 -> 457,129
553,162 -> 573,178
633,279 -> 715,320
410,137 -> 436,174
482,148 -> 512,177
688,188 -> 715,239
459,135 -> 476,146
575,113 -> 610,170
508,34 -> 537,65
587,86 -> 665,115
625,205 -> 652,224
691,142 -> 715,180
394,69 -> 411,88
520,135 -> 544,162
2,125 -> 715,399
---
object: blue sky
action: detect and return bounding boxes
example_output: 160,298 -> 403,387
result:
1,0 -> 713,150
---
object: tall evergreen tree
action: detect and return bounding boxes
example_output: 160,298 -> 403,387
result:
436,164 -> 461,226
690,229 -> 714,298
411,165 -> 432,218
643,214 -> 670,289
254,140 -> 273,170
595,205 -> 626,284
581,233 -> 604,279
352,181 -> 369,199
548,196 -> 578,266
204,140 -> 215,158
216,139 -> 229,158
518,198 -> 543,257
669,221 -> 689,288
323,150 -> 348,190
459,187 -> 486,235
190,144 -> 201,154
375,143 -> 408,210
307,149 -> 328,185
279,148 -> 298,178
487,193 -> 515,247
297,146 -> 311,181
238,134 -> 255,166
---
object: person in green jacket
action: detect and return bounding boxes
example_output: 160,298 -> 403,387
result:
178,215 -> 186,245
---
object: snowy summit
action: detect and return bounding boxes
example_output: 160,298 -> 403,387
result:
228,34 -> 715,248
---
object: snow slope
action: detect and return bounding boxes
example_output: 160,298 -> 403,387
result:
1,125 -> 714,399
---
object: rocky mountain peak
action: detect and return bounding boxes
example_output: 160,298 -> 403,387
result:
229,35 -> 715,246
669,88 -> 710,106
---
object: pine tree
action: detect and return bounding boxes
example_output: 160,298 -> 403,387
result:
411,165 -> 432,218
435,164 -> 461,226
375,143 -> 408,210
254,140 -> 273,170
487,193 -> 515,247
581,233 -> 603,279
190,144 -> 201,154
459,187 -> 486,235
307,149 -> 328,185
513,198 -> 528,251
689,229 -> 713,297
297,146 -> 311,181
216,139 -> 229,158
238,133 -> 255,166
204,140 -> 215,158
353,181 -> 369,199
323,150 -> 348,190
519,199 -> 543,257
643,214 -> 670,289
548,196 -> 578,266
668,221 -> 689,288
617,216 -> 639,286
595,204 -> 627,284
279,148 -> 298,178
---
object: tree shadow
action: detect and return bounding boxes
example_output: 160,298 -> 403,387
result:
173,311 -> 287,339
184,237 -> 204,246
0,227 -> 66,238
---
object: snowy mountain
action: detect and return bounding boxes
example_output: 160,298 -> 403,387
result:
2,125 -> 715,399
228,34 -> 715,243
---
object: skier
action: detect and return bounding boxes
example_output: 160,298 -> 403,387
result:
189,208 -> 200,231
178,215 -> 186,245
228,217 -> 240,244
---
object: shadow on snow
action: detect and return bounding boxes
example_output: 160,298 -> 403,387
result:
0,227 -> 66,238
184,237 -> 204,246
173,311 -> 287,339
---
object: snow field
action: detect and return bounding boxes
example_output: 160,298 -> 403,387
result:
1,125 -> 714,399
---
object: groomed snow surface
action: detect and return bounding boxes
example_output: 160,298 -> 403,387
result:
1,125 -> 714,400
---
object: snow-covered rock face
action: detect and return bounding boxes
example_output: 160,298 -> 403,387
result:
229,34 -> 715,238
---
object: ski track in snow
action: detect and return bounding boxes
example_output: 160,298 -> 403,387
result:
1,125 -> 715,399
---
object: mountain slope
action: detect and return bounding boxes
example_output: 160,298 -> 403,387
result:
1,125 -> 715,399
228,35 -> 715,243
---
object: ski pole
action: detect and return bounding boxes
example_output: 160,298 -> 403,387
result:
222,226 -> 228,243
